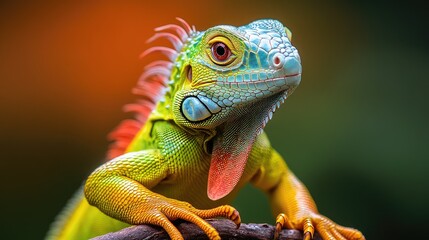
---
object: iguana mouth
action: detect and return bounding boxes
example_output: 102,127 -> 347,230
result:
217,73 -> 301,90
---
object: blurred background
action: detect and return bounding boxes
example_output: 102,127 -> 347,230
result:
1,0 -> 428,239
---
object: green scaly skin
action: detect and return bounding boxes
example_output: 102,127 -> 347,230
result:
47,19 -> 365,240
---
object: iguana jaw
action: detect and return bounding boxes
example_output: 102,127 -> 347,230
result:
178,70 -> 301,128
207,88 -> 290,200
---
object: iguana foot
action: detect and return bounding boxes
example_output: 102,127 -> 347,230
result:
140,201 -> 240,240
274,213 -> 365,240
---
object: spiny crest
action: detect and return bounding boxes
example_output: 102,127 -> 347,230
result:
106,18 -> 196,160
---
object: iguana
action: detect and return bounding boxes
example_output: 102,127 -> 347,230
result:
47,18 -> 365,240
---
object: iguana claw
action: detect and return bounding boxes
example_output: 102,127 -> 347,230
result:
303,218 -> 315,239
274,213 -> 293,240
303,232 -> 312,240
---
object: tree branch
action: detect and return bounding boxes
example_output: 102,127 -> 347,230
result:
92,219 -> 322,240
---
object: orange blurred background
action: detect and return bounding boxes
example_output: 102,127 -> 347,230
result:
1,1 -> 428,239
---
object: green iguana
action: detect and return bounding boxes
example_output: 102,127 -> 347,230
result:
47,18 -> 365,240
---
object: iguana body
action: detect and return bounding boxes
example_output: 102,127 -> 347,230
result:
47,18 -> 364,240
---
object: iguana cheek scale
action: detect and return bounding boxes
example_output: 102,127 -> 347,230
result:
46,18 -> 365,240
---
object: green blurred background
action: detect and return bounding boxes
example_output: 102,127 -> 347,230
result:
1,1 -> 428,239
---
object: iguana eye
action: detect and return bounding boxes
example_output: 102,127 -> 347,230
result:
211,42 -> 231,62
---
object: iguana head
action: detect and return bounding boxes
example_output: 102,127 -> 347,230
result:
134,19 -> 301,200
171,19 -> 301,130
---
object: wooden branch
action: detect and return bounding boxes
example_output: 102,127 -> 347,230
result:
92,219 -> 322,240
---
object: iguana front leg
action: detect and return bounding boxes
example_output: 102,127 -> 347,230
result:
252,150 -> 364,240
84,150 -> 240,240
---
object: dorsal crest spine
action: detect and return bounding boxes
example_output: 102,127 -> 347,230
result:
107,18 -> 195,160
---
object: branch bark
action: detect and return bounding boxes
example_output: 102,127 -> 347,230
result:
92,219 -> 322,240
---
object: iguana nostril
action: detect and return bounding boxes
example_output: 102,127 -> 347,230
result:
274,56 -> 280,65
272,53 -> 285,69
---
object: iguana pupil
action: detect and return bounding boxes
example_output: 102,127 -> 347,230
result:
212,42 -> 230,61
216,45 -> 225,55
